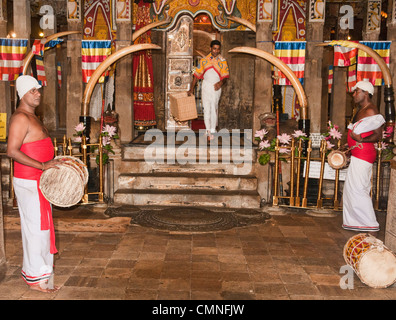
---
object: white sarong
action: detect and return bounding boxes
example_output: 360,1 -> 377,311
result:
13,177 -> 54,285
201,68 -> 222,134
342,156 -> 379,231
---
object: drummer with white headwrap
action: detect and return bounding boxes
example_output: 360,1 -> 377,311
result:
342,81 -> 384,234
7,75 -> 61,293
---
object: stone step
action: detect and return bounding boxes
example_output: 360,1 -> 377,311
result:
122,145 -> 255,163
119,159 -> 255,176
113,188 -> 261,209
117,172 -> 257,191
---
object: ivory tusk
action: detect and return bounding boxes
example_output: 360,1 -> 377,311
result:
227,17 -> 256,33
317,40 -> 392,86
22,31 -> 81,75
132,19 -> 170,42
82,43 -> 161,116
228,46 -> 308,118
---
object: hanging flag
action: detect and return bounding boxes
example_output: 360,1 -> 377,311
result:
347,64 -> 357,93
0,38 -> 28,81
45,38 -> 63,50
274,41 -> 306,86
32,38 -> 63,56
333,43 -> 358,67
357,41 -> 391,86
328,65 -> 333,94
57,62 -> 62,88
81,40 -> 111,83
35,55 -> 47,86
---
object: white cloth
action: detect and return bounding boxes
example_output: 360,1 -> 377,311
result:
201,68 -> 222,134
342,156 -> 379,231
13,177 -> 54,285
347,114 -> 385,134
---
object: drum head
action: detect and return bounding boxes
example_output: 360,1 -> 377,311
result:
359,249 -> 396,288
39,163 -> 85,207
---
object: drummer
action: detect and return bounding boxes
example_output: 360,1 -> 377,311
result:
342,80 -> 384,235
7,75 -> 61,293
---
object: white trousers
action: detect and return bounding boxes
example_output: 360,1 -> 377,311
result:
342,156 -> 379,231
13,177 -> 54,285
202,69 -> 221,134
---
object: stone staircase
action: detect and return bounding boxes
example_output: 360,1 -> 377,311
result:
113,140 -> 261,209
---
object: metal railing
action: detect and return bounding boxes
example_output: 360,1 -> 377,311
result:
272,138 -> 390,211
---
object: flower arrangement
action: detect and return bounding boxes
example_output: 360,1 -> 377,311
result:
321,121 -> 342,150
375,126 -> 395,161
254,128 -> 308,165
73,123 -> 119,165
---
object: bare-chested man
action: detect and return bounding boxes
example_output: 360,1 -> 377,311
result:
7,75 -> 61,293
342,80 -> 384,235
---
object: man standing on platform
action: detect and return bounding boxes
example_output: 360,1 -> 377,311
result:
343,80 -> 385,234
7,75 -> 61,293
188,40 -> 229,141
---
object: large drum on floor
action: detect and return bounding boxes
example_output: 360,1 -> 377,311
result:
343,233 -> 396,288
39,156 -> 89,207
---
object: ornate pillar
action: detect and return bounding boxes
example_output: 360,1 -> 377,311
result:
254,0 -> 273,134
115,0 -> 133,143
0,0 -> 10,129
66,0 -> 84,137
385,0 -> 396,251
305,0 -> 325,136
41,4 -> 58,131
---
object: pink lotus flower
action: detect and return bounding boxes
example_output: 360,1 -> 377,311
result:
102,136 -> 111,146
255,128 -> 268,140
74,123 -> 85,133
279,146 -> 291,153
277,133 -> 291,145
259,140 -> 271,150
74,136 -> 82,143
292,130 -> 307,138
326,141 -> 335,150
103,124 -> 117,138
329,127 -> 342,140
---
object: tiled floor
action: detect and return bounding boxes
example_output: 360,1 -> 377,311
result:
1,206 -> 396,300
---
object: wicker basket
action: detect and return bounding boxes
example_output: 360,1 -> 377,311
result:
169,92 -> 198,122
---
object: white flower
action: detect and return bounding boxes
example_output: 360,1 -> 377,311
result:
102,136 -> 111,146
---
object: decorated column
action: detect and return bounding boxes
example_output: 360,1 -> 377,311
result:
41,5 -> 58,131
254,0 -> 273,134
66,0 -> 84,137
115,0 -> 133,142
305,0 -> 325,136
385,0 -> 396,251
0,0 -> 10,129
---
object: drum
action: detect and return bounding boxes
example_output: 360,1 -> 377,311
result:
327,150 -> 349,170
343,233 -> 396,288
39,156 -> 89,207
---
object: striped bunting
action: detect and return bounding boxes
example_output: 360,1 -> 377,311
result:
328,65 -> 333,94
333,43 -> 357,67
274,41 -> 306,86
35,55 -> 47,86
357,41 -> 391,86
347,64 -> 357,93
57,62 -> 62,88
0,38 -> 28,81
32,38 -> 64,56
81,40 -> 111,83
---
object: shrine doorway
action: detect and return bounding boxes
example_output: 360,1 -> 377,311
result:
164,13 -> 218,132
